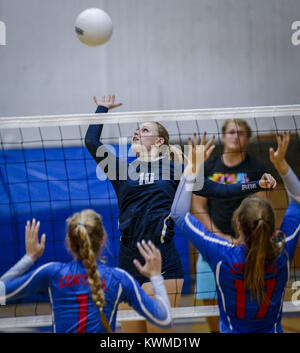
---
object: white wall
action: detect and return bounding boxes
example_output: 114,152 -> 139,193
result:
0,0 -> 300,118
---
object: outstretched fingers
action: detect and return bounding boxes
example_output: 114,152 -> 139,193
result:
25,219 -> 46,261
134,240 -> 162,278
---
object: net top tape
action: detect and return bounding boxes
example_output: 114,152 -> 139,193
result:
1,104 -> 300,129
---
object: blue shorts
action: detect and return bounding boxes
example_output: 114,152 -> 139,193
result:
118,239 -> 184,285
195,252 -> 217,299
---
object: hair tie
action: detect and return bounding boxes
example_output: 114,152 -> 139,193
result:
77,221 -> 86,227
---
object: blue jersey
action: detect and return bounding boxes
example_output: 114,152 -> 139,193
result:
3,261 -> 171,333
85,106 -> 264,246
174,200 -> 300,333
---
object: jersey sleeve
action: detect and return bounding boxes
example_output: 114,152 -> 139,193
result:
0,255 -> 34,283
174,211 -> 234,270
281,201 -> 300,261
171,173 -> 234,268
0,262 -> 57,304
84,106 -> 127,185
117,270 -> 172,328
193,177 -> 263,199
279,168 -> 300,260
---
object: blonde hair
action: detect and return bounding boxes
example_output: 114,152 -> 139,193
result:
67,209 -> 112,333
232,197 -> 285,303
154,122 -> 183,163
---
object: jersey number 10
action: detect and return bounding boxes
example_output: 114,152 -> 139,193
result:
139,172 -> 155,185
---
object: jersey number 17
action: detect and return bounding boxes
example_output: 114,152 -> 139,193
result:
234,278 -> 276,319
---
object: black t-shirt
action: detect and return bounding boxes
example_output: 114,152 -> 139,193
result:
196,154 -> 267,237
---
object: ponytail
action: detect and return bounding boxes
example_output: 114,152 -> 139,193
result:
244,219 -> 272,303
67,210 -> 112,333
232,197 -> 284,303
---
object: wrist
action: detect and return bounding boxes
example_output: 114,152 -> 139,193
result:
95,105 -> 109,114
24,254 -> 35,264
149,271 -> 162,278
150,274 -> 164,281
184,165 -> 197,178
274,160 -> 290,176
26,253 -> 37,262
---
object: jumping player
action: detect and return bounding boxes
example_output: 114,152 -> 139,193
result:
171,131 -> 300,332
0,210 -> 172,333
85,94 -> 276,332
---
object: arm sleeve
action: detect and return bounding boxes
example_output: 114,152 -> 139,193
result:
194,177 -> 263,199
281,168 -> 300,203
0,255 -> 34,283
280,168 -> 300,260
281,201 -> 300,261
85,106 -> 126,183
171,175 -> 234,269
0,263 -> 56,304
119,271 -> 172,328
84,105 -> 108,159
171,174 -> 195,217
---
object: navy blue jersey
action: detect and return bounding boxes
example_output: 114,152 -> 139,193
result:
85,109 -> 182,245
85,106 -> 265,246
174,201 -> 300,332
2,261 -> 171,333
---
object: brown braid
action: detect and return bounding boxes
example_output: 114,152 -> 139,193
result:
67,209 -> 112,333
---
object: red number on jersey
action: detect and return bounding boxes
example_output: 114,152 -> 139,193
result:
234,278 -> 276,319
77,294 -> 89,333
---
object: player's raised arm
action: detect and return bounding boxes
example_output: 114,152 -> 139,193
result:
0,219 -> 52,303
171,134 -> 235,268
84,94 -> 124,183
269,132 -> 300,260
172,132 -> 215,219
0,219 -> 46,283
85,94 -> 123,153
195,172 -> 276,200
270,131 -> 300,202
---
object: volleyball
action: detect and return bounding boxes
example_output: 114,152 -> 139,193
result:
75,8 -> 113,46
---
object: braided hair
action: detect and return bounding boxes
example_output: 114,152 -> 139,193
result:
67,209 -> 112,333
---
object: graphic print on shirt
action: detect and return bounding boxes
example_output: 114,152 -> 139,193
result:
209,172 -> 250,184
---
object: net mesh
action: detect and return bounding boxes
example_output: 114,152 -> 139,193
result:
0,105 -> 300,331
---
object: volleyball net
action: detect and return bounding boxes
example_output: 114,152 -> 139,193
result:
0,104 -> 300,331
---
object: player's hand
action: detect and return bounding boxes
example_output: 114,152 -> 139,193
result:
134,240 -> 162,278
269,131 -> 290,176
93,94 -> 123,110
185,132 -> 215,177
25,219 -> 46,262
231,237 -> 244,246
258,173 -> 277,189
